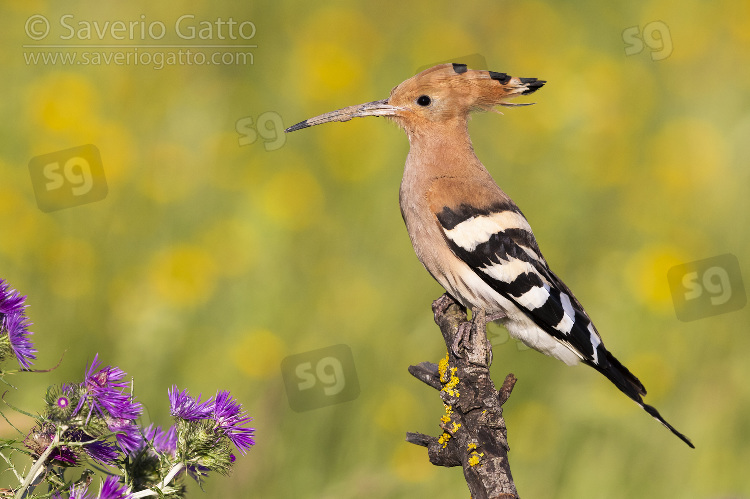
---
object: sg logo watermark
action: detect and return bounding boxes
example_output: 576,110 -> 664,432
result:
667,254 -> 746,322
236,111 -> 285,151
281,344 -> 360,412
623,21 -> 673,61
28,144 -> 108,212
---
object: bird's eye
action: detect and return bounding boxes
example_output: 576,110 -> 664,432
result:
416,95 -> 431,106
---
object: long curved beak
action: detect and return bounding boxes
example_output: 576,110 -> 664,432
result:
285,99 -> 401,133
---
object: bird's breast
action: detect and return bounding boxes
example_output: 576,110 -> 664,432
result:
399,173 -> 502,314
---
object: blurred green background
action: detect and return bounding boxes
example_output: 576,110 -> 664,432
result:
2,0 -> 749,497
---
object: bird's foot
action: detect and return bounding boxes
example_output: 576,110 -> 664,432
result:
433,293 -> 466,319
433,293 -> 456,316
450,307 -> 504,361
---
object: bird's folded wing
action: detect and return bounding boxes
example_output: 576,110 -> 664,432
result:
429,178 -> 605,366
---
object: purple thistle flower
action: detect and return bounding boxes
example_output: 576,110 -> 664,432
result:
4,310 -> 37,369
57,395 -> 71,410
0,278 -> 36,369
142,423 -> 177,455
49,384 -> 78,419
54,482 -> 93,499
107,418 -> 142,454
60,427 -> 122,466
99,475 -> 133,499
72,484 -> 94,499
212,391 -> 255,454
169,386 -> 214,421
81,437 -> 120,466
49,446 -> 79,466
76,355 -> 142,421
0,279 -> 36,369
0,279 -> 26,315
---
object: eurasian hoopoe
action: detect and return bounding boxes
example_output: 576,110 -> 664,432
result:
285,63 -> 693,448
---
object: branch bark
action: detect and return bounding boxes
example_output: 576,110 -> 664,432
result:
406,294 -> 518,499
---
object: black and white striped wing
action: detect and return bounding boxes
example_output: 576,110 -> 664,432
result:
434,202 -> 699,448
436,201 -> 698,447
435,202 -> 611,369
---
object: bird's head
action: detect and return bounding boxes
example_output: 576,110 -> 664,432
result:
285,63 -> 544,135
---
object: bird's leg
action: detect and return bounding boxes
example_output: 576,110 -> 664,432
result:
451,321 -> 472,358
452,307 -> 507,361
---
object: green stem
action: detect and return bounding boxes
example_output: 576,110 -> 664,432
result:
1,451 -> 24,483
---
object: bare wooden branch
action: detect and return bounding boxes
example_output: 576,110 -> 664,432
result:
407,294 -> 518,499
407,362 -> 442,390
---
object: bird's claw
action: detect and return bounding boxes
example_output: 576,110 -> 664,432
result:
484,311 -> 506,322
451,321 -> 472,358
451,307 -> 503,359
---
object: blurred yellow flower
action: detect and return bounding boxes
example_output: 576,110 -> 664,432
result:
149,245 -> 218,307
27,72 -> 101,135
233,329 -> 286,378
295,41 -> 364,101
289,8 -> 377,103
647,118 -> 728,193
639,0 -> 717,63
199,218 -> 258,277
260,165 -> 324,230
93,121 -> 137,185
726,0 -> 750,44
623,244 -> 687,313
627,352 -> 674,399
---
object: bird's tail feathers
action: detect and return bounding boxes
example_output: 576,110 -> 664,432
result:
602,349 -> 647,396
587,350 -> 694,449
641,402 -> 695,448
